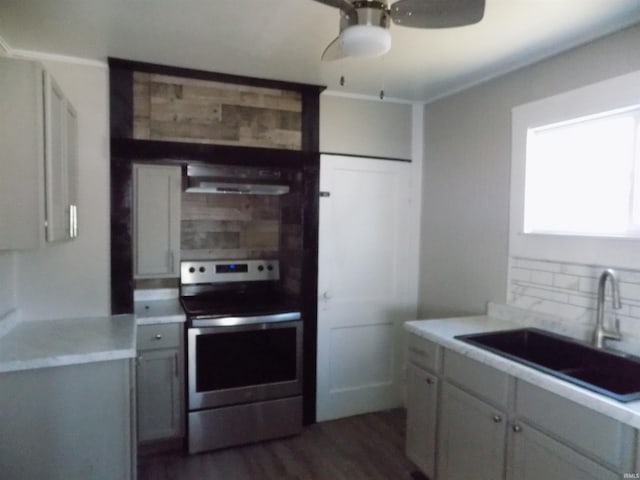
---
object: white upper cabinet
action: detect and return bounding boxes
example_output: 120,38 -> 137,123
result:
0,56 -> 79,250
133,164 -> 182,279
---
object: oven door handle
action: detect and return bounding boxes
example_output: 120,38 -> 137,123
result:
190,311 -> 301,328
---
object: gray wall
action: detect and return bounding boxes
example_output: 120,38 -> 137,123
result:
0,252 -> 15,317
418,24 -> 640,318
320,94 -> 413,159
9,59 -> 110,321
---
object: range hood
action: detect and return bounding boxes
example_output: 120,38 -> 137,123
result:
185,164 -> 290,195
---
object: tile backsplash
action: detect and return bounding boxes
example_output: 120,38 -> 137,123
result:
181,192 -> 280,260
508,257 -> 640,341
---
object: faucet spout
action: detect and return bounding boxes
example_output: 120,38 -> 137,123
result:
593,268 -> 622,348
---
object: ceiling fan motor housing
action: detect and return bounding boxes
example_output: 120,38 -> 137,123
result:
340,0 -> 391,29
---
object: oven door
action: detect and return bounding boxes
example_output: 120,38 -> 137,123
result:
187,317 -> 303,410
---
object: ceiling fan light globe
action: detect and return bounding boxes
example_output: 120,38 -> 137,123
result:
339,25 -> 391,58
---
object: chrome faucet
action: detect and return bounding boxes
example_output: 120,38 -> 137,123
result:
592,268 -> 622,348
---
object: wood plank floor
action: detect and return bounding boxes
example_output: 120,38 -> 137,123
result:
138,409 -> 420,480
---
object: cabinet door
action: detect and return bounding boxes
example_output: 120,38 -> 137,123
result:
44,72 -> 70,242
437,382 -> 507,480
508,422 -> 619,480
133,164 -> 182,278
65,102 -> 79,238
406,364 -> 438,479
137,349 -> 182,443
0,57 -> 45,250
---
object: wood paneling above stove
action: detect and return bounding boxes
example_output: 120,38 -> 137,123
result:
133,72 -> 303,150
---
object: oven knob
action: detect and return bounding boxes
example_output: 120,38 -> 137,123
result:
267,265 -> 273,271
258,265 -> 264,272
199,267 -> 206,273
189,267 -> 195,273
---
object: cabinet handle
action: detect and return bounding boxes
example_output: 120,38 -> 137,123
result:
68,205 -> 78,238
492,414 -> 502,423
426,377 -> 434,385
155,334 -> 163,340
512,424 -> 522,432
72,205 -> 78,238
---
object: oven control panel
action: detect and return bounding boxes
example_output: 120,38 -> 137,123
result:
181,259 -> 280,284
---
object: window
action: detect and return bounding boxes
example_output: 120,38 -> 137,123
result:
524,106 -> 640,237
510,69 -> 640,269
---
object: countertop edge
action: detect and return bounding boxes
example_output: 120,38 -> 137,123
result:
0,348 -> 136,374
405,316 -> 640,430
136,316 -> 186,326
0,314 -> 137,375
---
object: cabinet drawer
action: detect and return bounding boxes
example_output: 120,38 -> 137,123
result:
444,349 -> 510,409
515,380 -> 634,471
407,333 -> 440,373
137,324 -> 181,350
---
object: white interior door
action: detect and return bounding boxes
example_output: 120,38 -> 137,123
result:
317,154 -> 414,421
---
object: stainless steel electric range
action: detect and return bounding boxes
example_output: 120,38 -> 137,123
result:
180,258 -> 303,454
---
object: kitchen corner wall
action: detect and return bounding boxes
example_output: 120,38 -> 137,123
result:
0,252 -> 16,317
14,59 -> 110,321
418,23 -> 640,319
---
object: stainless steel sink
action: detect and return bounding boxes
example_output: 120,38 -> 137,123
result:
456,328 -> 640,402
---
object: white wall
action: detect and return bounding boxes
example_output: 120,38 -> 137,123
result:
14,59 -> 111,321
418,24 -> 640,318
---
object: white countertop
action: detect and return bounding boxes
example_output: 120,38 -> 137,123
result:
134,298 -> 186,325
0,314 -> 136,374
133,289 -> 185,325
406,314 -> 640,430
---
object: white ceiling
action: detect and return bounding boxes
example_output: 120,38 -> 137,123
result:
1,0 -> 639,102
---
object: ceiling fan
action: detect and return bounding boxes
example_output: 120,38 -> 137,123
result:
313,0 -> 485,60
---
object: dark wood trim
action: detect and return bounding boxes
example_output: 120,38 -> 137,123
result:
108,68 -> 133,138
111,138 -> 318,167
108,59 -> 322,425
108,57 -> 325,95
302,159 -> 320,425
321,151 -> 412,163
110,158 -> 134,314
301,87 -> 322,152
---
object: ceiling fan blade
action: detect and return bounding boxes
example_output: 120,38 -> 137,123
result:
311,0 -> 357,17
321,36 -> 347,61
390,0 -> 485,28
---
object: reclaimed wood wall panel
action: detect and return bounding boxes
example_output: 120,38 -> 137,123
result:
181,192 -> 280,260
133,73 -> 302,149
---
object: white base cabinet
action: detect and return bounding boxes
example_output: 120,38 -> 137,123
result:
0,360 -> 134,480
136,323 -> 184,445
437,382 -> 506,480
405,332 -> 638,480
406,364 -> 438,478
0,56 -> 78,250
133,164 -> 181,278
508,421 -> 619,480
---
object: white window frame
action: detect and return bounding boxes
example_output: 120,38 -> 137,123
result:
510,70 -> 640,269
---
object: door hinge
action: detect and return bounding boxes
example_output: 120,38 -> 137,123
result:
320,191 -> 330,197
